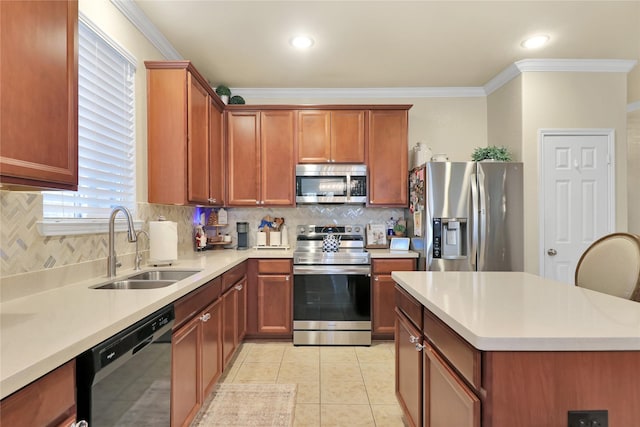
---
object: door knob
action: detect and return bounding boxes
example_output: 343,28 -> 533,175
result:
547,248 -> 557,256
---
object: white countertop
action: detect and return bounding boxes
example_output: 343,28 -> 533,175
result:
392,271 -> 640,352
0,248 -> 415,399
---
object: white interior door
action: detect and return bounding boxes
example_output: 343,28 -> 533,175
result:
540,130 -> 615,283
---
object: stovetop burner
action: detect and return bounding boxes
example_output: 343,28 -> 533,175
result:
293,224 -> 370,265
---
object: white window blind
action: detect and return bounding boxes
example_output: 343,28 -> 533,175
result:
43,17 -> 136,220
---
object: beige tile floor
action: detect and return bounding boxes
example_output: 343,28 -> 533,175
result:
217,341 -> 406,427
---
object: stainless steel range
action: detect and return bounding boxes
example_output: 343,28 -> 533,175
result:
293,224 -> 371,346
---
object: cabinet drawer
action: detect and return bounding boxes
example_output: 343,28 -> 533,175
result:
395,284 -> 422,330
174,277 -> 222,328
372,258 -> 415,274
222,262 -> 247,291
257,259 -> 292,274
423,309 -> 481,391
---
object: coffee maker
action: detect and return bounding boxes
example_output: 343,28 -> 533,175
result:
237,222 -> 249,250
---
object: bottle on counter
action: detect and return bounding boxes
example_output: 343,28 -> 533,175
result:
387,217 -> 395,236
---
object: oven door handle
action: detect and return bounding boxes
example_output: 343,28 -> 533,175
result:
293,265 -> 371,276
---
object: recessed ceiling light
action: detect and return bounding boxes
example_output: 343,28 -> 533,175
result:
290,35 -> 314,49
521,35 -> 550,49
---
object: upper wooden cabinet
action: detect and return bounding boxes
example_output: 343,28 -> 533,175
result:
209,98 -> 225,206
0,0 -> 78,190
145,61 -> 225,205
368,109 -> 410,206
297,110 -> 365,163
226,110 -> 295,206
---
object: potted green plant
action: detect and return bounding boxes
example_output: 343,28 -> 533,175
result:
215,85 -> 231,104
471,145 -> 512,162
393,223 -> 406,236
229,95 -> 245,105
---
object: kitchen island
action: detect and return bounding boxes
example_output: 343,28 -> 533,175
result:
391,271 -> 640,427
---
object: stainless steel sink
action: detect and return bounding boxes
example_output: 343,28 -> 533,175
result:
128,270 -> 200,281
93,279 -> 177,290
92,269 -> 201,290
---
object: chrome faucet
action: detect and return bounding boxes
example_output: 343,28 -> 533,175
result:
107,206 -> 137,277
134,230 -> 150,271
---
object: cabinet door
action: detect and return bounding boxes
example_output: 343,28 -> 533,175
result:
261,111 -> 295,205
257,274 -> 292,334
396,310 -> 422,427
424,345 -> 480,427
331,110 -> 365,163
372,259 -> 416,338
298,110 -> 331,163
222,287 -> 238,366
0,0 -> 78,190
201,299 -> 222,398
0,361 -> 76,427
172,316 -> 201,427
368,110 -> 409,206
235,277 -> 247,343
187,73 -> 210,204
209,100 -> 224,206
227,111 -> 260,205
372,274 -> 397,337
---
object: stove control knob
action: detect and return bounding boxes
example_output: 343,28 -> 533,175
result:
346,226 -> 352,232
354,226 -> 360,233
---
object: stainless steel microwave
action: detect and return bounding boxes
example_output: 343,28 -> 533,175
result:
295,164 -> 367,204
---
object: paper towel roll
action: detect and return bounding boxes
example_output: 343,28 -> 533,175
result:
149,221 -> 178,265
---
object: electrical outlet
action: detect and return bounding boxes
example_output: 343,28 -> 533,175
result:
568,410 -> 608,427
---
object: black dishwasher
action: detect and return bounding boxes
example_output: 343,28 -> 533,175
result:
76,305 -> 174,427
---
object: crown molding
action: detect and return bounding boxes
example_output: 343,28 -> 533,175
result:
629,101 -> 640,113
110,0 -> 182,60
231,87 -> 486,99
485,59 -> 638,96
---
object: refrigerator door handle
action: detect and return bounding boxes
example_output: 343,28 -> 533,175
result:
470,173 -> 478,271
477,168 -> 487,271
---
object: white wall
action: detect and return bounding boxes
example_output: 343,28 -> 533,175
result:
629,109 -> 640,234
521,72 -> 628,273
487,75 -> 523,161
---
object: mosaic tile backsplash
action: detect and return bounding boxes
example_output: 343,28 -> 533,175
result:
0,190 -> 404,278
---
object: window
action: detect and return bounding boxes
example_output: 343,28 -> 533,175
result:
42,16 -> 136,233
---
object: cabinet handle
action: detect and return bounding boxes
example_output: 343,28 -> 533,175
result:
235,284 -> 243,291
409,335 -> 420,344
200,313 -> 211,322
256,201 -> 260,204
414,343 -> 425,352
374,276 -> 379,281
286,275 -> 290,281
261,201 -> 265,205
74,421 -> 89,427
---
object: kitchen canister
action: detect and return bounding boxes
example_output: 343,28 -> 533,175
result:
149,219 -> 178,265
256,231 -> 267,246
270,231 -> 282,247
412,142 -> 432,168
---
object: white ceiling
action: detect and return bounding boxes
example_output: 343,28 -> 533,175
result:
133,1 -> 640,90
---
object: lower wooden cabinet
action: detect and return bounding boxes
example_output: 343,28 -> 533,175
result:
172,315 -> 201,427
395,309 -> 423,427
246,259 -> 293,337
221,272 -> 247,367
221,285 -> 238,367
424,345 -> 480,427
201,299 -> 223,398
372,258 -> 416,339
172,278 -> 222,427
0,360 -> 76,427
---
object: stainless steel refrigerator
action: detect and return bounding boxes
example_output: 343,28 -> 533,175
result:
407,162 -> 524,271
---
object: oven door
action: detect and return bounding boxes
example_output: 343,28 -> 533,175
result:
293,265 -> 371,345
